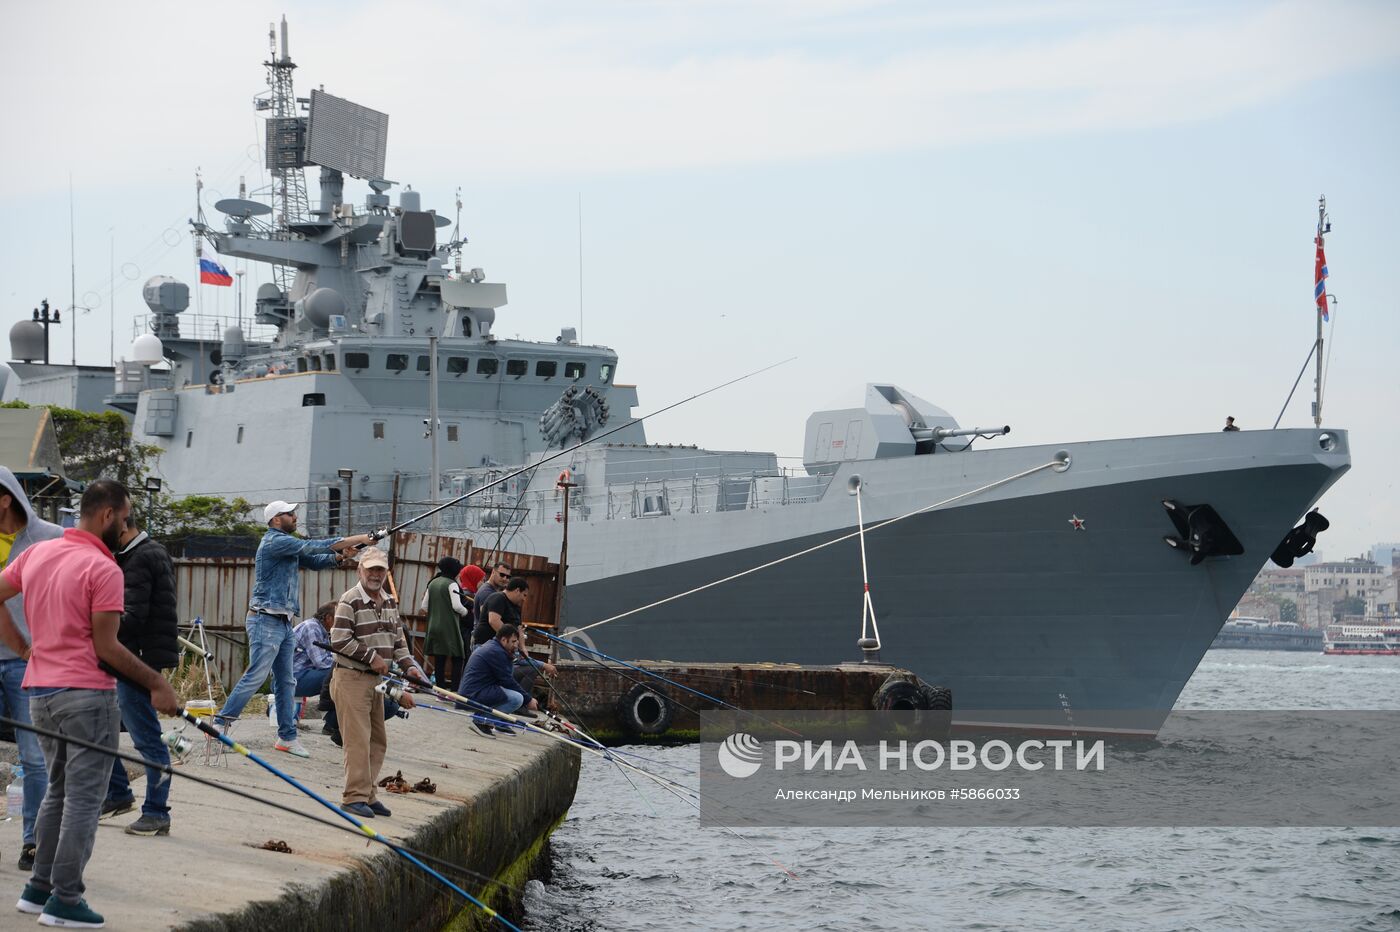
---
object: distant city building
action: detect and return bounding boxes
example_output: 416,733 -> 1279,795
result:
1303,559 -> 1388,598
1369,542 -> 1400,573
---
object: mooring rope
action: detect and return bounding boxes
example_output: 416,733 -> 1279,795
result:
568,457 -> 1067,637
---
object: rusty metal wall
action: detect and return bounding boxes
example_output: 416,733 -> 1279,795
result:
173,532 -> 558,691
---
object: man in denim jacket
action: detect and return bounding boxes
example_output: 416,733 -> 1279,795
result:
214,500 -> 372,757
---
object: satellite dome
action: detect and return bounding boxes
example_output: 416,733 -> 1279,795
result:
221,326 -> 246,362
130,334 -> 165,365
0,361 -> 13,397
298,287 -> 346,328
9,320 -> 46,362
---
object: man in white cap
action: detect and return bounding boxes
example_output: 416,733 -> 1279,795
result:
329,546 -> 422,818
213,500 -> 373,756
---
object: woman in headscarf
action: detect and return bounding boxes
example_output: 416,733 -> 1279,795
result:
457,564 -> 487,654
420,557 -> 469,690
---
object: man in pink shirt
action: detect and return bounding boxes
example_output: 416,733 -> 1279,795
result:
0,479 -> 179,929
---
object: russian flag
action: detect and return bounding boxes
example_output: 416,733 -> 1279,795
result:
199,241 -> 233,286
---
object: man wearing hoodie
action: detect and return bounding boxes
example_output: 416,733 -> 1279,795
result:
0,467 -> 61,872
99,515 -> 179,837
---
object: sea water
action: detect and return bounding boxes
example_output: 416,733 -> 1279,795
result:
524,651 -> 1400,930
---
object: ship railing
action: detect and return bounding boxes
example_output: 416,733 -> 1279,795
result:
490,468 -> 834,524
130,312 -> 279,344
295,468 -> 833,540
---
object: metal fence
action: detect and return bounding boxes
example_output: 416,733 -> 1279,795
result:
173,531 -> 558,692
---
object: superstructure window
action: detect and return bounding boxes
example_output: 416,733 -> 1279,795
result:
324,354 -> 336,371
447,357 -> 469,375
236,425 -> 245,444
446,424 -> 459,442
296,358 -> 308,373
346,352 -> 369,370
600,363 -> 613,382
386,354 -> 408,372
477,358 -> 498,376
309,356 -> 322,371
564,361 -> 586,379
417,355 -> 433,372
506,359 -> 528,377
536,360 -> 557,378
302,393 -> 326,406
372,421 -> 385,439
185,430 -> 193,448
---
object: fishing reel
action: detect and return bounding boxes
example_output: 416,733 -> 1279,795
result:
161,726 -> 195,763
376,679 -> 408,703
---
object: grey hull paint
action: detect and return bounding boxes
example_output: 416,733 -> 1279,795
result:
555,454 -> 1342,729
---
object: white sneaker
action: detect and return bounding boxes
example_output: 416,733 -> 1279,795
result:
273,739 -> 310,759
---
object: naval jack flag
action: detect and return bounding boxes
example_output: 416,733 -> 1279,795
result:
199,241 -> 233,286
1314,233 -> 1329,322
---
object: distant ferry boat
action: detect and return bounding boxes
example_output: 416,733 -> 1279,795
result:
1323,622 -> 1400,655
1211,617 -> 1324,652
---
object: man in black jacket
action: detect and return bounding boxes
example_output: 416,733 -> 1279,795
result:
100,516 -> 179,836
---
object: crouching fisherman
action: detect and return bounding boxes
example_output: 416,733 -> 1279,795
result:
460,623 -> 543,736
0,479 -> 181,929
329,548 -> 423,818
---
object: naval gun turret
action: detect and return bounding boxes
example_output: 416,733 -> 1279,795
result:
804,384 -> 1009,472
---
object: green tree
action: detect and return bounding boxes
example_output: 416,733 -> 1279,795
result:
1278,599 -> 1298,624
1,400 -> 160,520
155,495 -> 264,541
1333,596 -> 1366,620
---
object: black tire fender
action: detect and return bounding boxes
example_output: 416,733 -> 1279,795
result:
616,683 -> 675,736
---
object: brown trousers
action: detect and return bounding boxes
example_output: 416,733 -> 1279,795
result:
329,667 -> 386,805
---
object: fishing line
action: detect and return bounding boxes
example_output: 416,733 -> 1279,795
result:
0,715 -> 525,896
542,633 -> 803,739
368,356 -> 796,541
179,712 -> 522,931
390,671 -> 799,878
569,457 -> 1066,637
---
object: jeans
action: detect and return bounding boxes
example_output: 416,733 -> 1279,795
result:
217,612 -> 298,742
29,688 -> 119,905
105,679 -> 171,818
493,689 -> 525,715
294,666 -> 331,699
0,658 -> 47,846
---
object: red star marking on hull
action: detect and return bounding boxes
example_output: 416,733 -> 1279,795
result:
1068,514 -> 1087,530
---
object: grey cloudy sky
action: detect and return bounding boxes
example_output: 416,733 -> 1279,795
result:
2,0 -> 1397,557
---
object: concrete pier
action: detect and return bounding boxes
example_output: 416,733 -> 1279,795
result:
0,710 -> 579,931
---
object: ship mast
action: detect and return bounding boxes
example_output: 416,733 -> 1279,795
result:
1312,195 -> 1329,427
264,16 -> 309,293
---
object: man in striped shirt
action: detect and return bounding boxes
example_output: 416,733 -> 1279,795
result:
328,548 -> 423,818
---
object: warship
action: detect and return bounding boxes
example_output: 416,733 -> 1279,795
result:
55,21 -> 1357,731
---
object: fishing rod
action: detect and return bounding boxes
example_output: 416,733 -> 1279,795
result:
542,631 -> 803,738
177,711 -> 522,931
0,714 -> 525,898
324,641 -> 798,877
382,667 -> 799,877
364,356 -> 795,541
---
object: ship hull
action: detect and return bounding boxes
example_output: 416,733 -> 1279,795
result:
539,430 -> 1348,732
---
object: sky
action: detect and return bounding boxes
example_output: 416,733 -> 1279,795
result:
1,0 -> 1398,559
